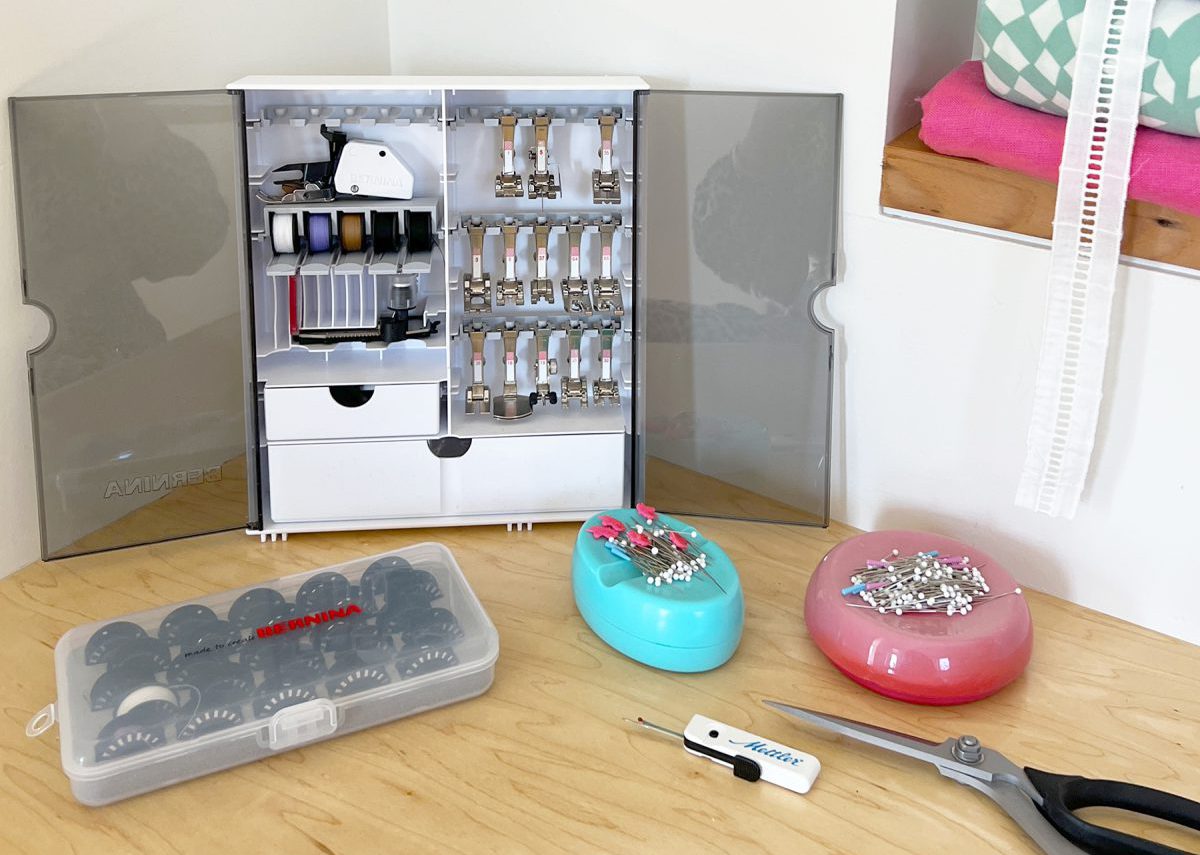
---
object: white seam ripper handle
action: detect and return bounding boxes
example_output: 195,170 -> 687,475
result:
682,714 -> 821,794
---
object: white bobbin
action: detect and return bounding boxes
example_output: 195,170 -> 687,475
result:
116,684 -> 179,718
271,212 -> 297,254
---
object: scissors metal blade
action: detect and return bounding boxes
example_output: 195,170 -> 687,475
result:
763,699 -> 1016,788
763,701 -> 944,760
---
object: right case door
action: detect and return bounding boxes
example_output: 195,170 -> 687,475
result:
634,90 -> 841,525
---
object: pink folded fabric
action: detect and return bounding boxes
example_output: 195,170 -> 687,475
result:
919,61 -> 1200,218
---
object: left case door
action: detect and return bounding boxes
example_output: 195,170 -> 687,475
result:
12,90 -> 258,559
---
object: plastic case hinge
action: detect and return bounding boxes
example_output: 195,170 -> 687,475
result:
265,699 -> 339,750
26,703 -> 57,738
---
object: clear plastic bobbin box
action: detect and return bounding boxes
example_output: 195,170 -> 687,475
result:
26,543 -> 499,806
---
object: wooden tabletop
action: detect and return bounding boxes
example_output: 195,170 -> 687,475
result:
2,519 -> 1197,854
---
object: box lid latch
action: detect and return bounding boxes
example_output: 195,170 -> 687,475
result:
265,699 -> 338,750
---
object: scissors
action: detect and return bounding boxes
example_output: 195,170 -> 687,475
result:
764,700 -> 1200,855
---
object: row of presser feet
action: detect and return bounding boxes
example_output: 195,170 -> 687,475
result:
483,107 -> 622,204
458,215 -> 625,315
462,319 -> 622,420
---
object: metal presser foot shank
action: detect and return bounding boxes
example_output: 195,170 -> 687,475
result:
463,217 -> 492,313
592,321 -> 620,406
529,218 -> 555,305
526,112 -> 561,200
529,322 -> 558,407
465,321 -> 491,416
561,218 -> 592,314
591,111 -> 621,205
495,219 -> 524,306
591,217 -> 623,315
560,321 -> 589,409
492,323 -> 533,420
495,112 -> 524,198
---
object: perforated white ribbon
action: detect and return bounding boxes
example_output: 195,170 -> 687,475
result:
1016,0 -> 1156,518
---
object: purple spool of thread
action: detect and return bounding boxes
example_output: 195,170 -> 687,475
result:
307,213 -> 332,253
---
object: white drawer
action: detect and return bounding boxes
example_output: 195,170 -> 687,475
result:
268,440 -> 441,522
264,383 -> 441,441
441,434 -> 625,515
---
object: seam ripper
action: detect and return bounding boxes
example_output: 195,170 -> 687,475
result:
626,714 -> 821,795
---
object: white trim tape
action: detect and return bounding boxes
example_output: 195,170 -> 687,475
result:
1016,0 -> 1156,518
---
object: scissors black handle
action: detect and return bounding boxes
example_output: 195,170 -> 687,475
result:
1026,767 -> 1200,855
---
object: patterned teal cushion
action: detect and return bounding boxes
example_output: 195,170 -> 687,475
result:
978,0 -> 1200,137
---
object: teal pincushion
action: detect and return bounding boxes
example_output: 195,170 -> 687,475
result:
571,508 -> 744,672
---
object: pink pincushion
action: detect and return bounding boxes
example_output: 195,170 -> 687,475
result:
805,530 -> 1033,705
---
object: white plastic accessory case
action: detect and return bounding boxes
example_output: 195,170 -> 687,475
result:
26,542 -> 499,806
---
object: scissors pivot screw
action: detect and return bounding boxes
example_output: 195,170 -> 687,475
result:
952,734 -> 983,765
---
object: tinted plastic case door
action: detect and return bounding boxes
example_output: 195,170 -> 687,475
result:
11,91 -> 257,558
634,90 -> 841,525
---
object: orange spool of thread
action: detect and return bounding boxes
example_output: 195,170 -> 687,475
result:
339,212 -> 364,252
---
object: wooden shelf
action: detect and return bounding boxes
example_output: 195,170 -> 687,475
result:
880,125 -> 1200,271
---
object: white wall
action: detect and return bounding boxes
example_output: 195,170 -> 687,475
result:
384,0 -> 1197,644
0,0 -> 392,570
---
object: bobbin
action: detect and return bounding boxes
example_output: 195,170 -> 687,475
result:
177,705 -> 244,741
85,621 -> 147,667
268,650 -> 327,688
158,604 -> 220,646
306,212 -> 333,253
359,557 -> 415,613
104,636 -> 171,675
228,588 -> 289,631
339,212 -> 365,252
253,681 -> 319,719
372,210 -> 402,253
399,608 -> 463,649
239,632 -> 302,673
397,646 -> 459,680
325,652 -> 391,697
270,212 -> 299,255
295,572 -> 352,615
94,721 -> 167,762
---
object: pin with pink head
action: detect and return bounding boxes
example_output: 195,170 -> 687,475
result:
636,502 -> 657,522
588,525 -> 620,541
668,531 -> 690,551
627,531 -> 652,549
600,515 -> 626,533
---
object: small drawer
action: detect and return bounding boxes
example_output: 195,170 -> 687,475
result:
264,383 -> 440,441
268,440 -> 441,522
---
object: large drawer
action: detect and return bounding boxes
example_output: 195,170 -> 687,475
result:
267,433 -> 625,524
264,383 -> 441,441
441,434 -> 625,515
267,440 -> 441,522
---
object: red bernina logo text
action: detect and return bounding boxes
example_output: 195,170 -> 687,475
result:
256,604 -> 362,638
